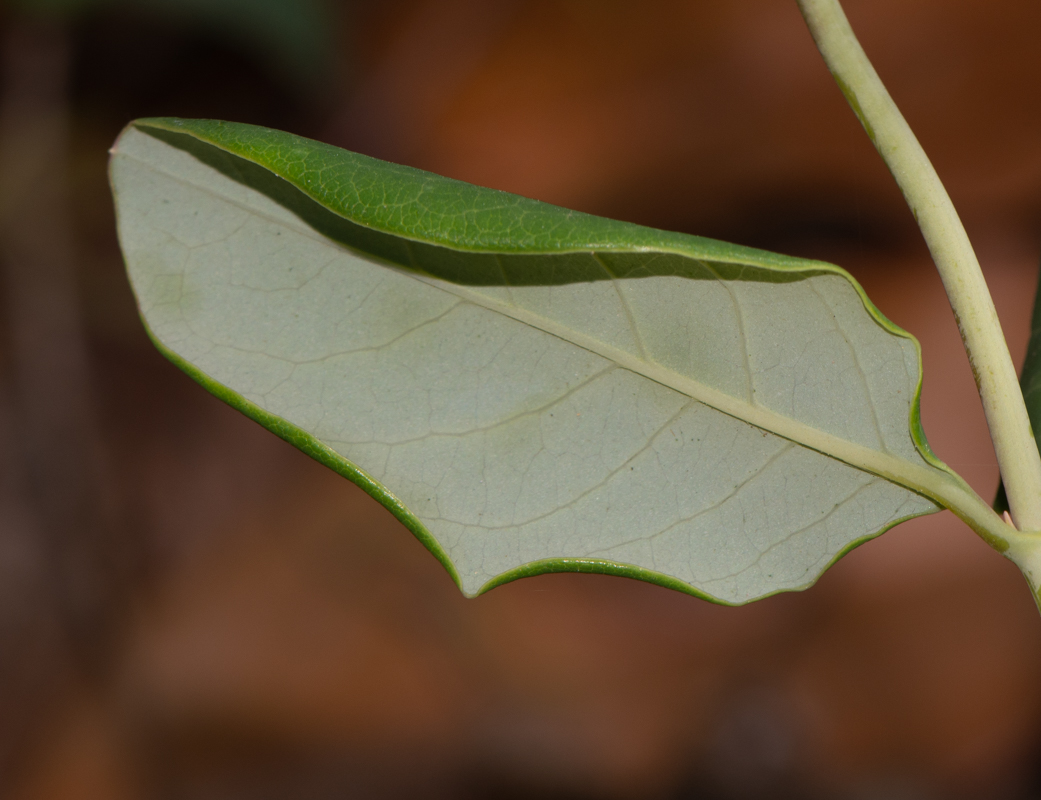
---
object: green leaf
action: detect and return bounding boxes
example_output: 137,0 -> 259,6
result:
109,118 -> 1002,604
996,259 -> 1041,515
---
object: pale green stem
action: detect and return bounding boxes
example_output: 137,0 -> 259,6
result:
796,0 -> 1041,535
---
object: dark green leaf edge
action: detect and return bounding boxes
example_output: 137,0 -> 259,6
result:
117,117 -> 954,602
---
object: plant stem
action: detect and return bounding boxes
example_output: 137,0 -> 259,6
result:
796,0 -> 1041,534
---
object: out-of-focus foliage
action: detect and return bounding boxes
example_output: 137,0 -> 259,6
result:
8,0 -> 335,85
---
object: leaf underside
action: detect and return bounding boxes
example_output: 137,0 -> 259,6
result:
110,118 -> 949,604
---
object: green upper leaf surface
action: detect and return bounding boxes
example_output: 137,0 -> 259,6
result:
111,118 -> 955,604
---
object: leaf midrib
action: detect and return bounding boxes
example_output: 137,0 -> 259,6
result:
418,271 -> 946,495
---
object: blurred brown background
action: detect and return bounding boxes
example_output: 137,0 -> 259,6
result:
2,0 -> 1041,797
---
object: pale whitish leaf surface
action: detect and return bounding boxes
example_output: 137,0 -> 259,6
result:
110,120 -> 949,603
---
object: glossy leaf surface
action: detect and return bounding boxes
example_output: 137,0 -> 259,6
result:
110,119 -> 954,603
